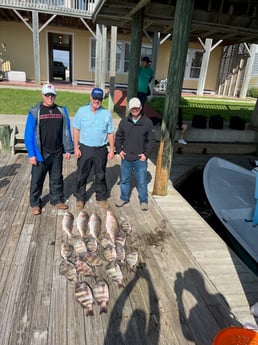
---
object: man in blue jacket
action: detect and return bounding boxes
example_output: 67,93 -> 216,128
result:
24,84 -> 73,215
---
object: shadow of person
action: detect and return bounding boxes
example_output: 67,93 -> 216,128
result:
0,163 -> 21,191
174,268 -> 242,344
61,162 -> 121,204
104,262 -> 160,345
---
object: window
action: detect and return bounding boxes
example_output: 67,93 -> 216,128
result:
184,49 -> 203,79
90,38 -> 152,74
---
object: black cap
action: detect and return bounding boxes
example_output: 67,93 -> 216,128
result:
142,56 -> 151,63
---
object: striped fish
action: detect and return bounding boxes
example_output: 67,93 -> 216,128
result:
86,237 -> 98,252
115,243 -> 126,263
59,259 -> 78,284
126,250 -> 139,269
119,220 -> 132,234
60,242 -> 74,259
75,281 -> 94,316
93,278 -> 109,314
75,259 -> 94,277
103,245 -> 117,262
72,236 -> 87,256
106,262 -> 124,288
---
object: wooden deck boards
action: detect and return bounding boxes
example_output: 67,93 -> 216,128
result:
0,152 -> 258,345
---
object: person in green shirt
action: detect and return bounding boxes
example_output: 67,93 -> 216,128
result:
137,56 -> 154,108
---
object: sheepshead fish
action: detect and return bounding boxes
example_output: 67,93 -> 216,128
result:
119,220 -> 132,234
100,236 -> 114,249
126,250 -> 139,269
59,259 -> 78,283
103,245 -> 117,262
72,236 -> 87,256
86,237 -> 98,252
106,262 -> 124,288
105,210 -> 119,244
75,281 -> 94,316
88,213 -> 101,239
93,278 -> 109,314
74,259 -> 94,277
77,210 -> 89,238
62,211 -> 74,239
60,242 -> 74,259
81,252 -> 106,267
115,229 -> 127,247
115,243 -> 126,263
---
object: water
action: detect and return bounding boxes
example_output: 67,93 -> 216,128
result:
176,168 -> 258,276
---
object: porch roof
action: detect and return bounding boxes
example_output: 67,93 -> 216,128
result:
92,0 -> 258,45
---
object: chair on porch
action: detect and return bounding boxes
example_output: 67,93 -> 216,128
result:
212,327 -> 258,345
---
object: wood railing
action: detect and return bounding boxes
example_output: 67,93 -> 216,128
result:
0,0 -> 97,16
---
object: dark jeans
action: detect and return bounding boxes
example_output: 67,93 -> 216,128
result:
30,150 -> 64,207
73,144 -> 108,202
137,91 -> 147,107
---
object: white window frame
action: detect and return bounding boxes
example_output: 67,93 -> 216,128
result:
184,48 -> 203,80
90,38 -> 152,74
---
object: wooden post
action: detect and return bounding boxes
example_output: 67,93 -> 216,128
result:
152,0 -> 194,196
0,125 -> 12,153
127,8 -> 144,102
109,26 -> 117,113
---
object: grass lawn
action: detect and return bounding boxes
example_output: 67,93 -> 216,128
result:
0,87 -> 256,122
0,87 -> 118,117
148,95 -> 257,122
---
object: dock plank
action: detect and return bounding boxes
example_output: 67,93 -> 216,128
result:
0,152 -> 258,345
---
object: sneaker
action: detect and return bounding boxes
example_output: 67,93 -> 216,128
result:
115,199 -> 128,207
55,202 -> 69,210
140,202 -> 148,211
96,200 -> 110,209
178,139 -> 187,144
32,206 -> 41,215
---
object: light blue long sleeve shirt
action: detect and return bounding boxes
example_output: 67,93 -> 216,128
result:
73,103 -> 114,147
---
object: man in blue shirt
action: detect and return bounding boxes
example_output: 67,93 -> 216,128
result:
73,87 -> 115,210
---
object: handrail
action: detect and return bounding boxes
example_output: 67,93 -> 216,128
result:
0,0 -> 98,17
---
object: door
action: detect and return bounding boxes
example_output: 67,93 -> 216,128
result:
48,32 -> 72,83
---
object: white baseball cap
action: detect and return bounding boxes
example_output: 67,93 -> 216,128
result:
42,83 -> 56,95
128,97 -> 141,109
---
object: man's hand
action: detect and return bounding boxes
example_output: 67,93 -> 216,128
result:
138,153 -> 146,161
29,156 -> 37,165
119,150 -> 126,159
74,147 -> 81,159
64,153 -> 71,160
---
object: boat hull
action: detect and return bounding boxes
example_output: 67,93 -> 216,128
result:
203,157 -> 258,263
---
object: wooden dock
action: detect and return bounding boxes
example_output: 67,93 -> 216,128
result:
1,151 -> 258,345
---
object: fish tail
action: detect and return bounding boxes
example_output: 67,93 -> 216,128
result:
100,306 -> 107,314
86,309 -> 94,316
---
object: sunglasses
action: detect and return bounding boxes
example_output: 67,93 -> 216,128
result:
92,96 -> 103,101
44,93 -> 56,97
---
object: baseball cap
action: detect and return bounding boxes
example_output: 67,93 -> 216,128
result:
128,97 -> 141,109
91,87 -> 104,99
42,83 -> 56,95
141,56 -> 151,63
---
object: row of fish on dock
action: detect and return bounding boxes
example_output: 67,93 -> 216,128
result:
59,209 -> 139,316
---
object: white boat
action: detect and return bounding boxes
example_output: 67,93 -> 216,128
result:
203,156 -> 258,263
